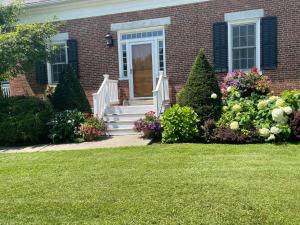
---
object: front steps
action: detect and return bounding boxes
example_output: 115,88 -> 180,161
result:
104,104 -> 155,136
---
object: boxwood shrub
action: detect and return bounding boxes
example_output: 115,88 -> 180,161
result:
0,96 -> 53,145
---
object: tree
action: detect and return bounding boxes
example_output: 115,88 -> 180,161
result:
177,49 -> 222,124
49,65 -> 91,113
0,0 -> 58,80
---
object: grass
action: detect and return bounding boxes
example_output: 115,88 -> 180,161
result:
0,144 -> 300,225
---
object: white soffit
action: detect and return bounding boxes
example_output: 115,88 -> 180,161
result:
20,0 -> 211,23
225,9 -> 264,22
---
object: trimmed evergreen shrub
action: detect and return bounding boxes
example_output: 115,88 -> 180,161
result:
50,65 -> 91,113
177,49 -> 222,124
0,96 -> 53,145
161,104 -> 199,143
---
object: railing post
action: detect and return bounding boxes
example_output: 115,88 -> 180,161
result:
160,71 -> 165,103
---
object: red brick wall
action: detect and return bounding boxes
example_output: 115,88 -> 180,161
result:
11,0 -> 300,105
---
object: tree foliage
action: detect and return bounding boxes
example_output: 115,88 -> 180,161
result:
49,65 -> 92,113
177,49 -> 222,124
0,0 -> 58,80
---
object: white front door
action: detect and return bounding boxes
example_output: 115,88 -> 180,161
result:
128,41 -> 155,99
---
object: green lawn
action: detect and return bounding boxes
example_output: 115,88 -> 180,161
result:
0,144 -> 300,225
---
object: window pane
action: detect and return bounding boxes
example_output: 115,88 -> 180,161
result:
248,48 -> 255,59
248,35 -> 255,46
240,25 -> 247,36
248,58 -> 255,68
240,37 -> 247,47
233,49 -> 239,60
233,60 -> 240,70
241,49 -> 247,58
233,26 -> 239,37
248,25 -> 255,35
241,59 -> 247,69
233,37 -> 239,47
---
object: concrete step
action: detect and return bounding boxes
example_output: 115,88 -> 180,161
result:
106,105 -> 154,115
104,113 -> 145,122
107,121 -> 135,130
126,99 -> 154,106
107,128 -> 138,136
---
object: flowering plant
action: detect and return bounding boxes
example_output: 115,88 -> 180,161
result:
134,111 -> 162,139
79,116 -> 106,141
48,110 -> 85,144
45,84 -> 56,97
221,68 -> 271,98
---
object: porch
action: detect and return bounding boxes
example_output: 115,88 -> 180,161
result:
93,71 -> 169,135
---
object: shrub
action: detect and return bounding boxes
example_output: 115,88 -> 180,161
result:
212,126 -> 256,144
221,68 -> 271,98
48,110 -> 85,144
201,119 -> 217,143
79,116 -> 107,141
177,49 -> 222,124
49,65 -> 91,113
281,90 -> 300,111
0,96 -> 53,145
134,111 -> 162,140
289,111 -> 300,140
161,105 -> 199,143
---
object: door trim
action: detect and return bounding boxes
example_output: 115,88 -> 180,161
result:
128,40 -> 156,99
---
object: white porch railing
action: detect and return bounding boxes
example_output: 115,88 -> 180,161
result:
153,71 -> 170,116
92,75 -> 119,117
1,81 -> 10,98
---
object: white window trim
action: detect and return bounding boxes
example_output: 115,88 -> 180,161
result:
117,26 -> 166,81
225,9 -> 264,73
47,33 -> 69,84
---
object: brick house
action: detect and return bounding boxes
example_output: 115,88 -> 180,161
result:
2,0 -> 300,134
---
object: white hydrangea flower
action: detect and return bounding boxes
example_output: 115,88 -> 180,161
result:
232,104 -> 242,112
270,126 -> 281,134
67,120 -> 72,124
283,106 -> 293,115
269,96 -> 279,102
272,108 -> 288,124
227,86 -> 232,92
211,93 -> 217,99
259,128 -> 270,138
257,100 -> 269,110
275,98 -> 285,107
267,134 -> 276,142
230,121 -> 239,130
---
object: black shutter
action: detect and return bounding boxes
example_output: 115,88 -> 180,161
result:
261,16 -> 278,70
35,62 -> 48,84
213,22 -> 228,73
67,39 -> 79,78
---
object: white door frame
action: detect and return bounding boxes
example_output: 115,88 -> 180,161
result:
128,39 -> 156,99
117,27 -> 166,100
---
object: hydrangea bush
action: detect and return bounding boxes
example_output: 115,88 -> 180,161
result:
217,69 -> 300,143
221,68 -> 271,98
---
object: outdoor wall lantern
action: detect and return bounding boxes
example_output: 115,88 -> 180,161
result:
105,33 -> 113,47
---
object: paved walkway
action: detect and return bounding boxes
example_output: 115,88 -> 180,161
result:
0,135 -> 151,154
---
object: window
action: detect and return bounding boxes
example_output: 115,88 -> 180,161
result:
49,43 -> 68,83
118,28 -> 165,79
121,30 -> 163,41
158,40 -> 165,72
225,9 -> 263,73
122,44 -> 128,77
232,24 -> 256,70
